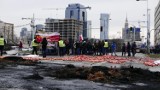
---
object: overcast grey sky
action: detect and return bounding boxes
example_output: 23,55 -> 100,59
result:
0,0 -> 159,45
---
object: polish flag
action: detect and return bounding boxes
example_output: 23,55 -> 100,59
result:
79,34 -> 83,42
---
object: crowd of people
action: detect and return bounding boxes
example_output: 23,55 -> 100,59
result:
28,37 -> 138,58
0,35 -> 138,58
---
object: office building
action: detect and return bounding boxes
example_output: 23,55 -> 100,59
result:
100,13 -> 110,40
154,1 -> 160,45
20,28 -> 27,37
0,21 -> 14,44
122,17 -> 141,42
122,17 -> 130,42
45,18 -> 83,40
65,3 -> 89,38
87,21 -> 92,39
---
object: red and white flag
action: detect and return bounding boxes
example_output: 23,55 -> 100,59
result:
79,34 -> 83,42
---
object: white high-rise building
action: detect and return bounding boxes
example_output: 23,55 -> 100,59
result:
100,13 -> 110,40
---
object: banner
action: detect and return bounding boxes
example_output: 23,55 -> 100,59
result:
36,32 -> 60,42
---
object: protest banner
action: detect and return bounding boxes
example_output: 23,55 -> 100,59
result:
35,32 -> 60,43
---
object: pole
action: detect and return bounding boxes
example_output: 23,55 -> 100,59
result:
3,25 -> 6,43
136,0 -> 150,53
134,26 -> 136,42
77,7 -> 80,41
30,14 -> 35,41
104,20 -> 105,40
146,0 -> 150,54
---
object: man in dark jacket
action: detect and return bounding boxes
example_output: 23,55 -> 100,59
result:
131,42 -> 137,57
41,37 -> 48,58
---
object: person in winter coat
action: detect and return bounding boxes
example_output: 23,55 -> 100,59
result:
41,37 -> 48,58
32,37 -> 39,55
131,42 -> 137,57
19,40 -> 23,51
111,42 -> 117,56
58,39 -> 65,56
122,43 -> 126,56
0,36 -> 6,56
127,42 -> 131,57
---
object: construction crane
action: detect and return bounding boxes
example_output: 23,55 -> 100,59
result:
22,14 -> 45,40
14,23 -> 30,28
22,14 -> 36,41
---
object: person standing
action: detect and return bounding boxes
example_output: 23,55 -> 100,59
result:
111,42 -> 117,56
19,40 -> 23,51
32,37 -> 39,55
58,39 -> 65,56
98,40 -> 103,55
131,42 -> 137,57
127,42 -> 131,57
75,41 -> 81,55
64,39 -> 70,55
122,43 -> 126,56
0,36 -> 6,56
103,40 -> 109,55
41,37 -> 48,58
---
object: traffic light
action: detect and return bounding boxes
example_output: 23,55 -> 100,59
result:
100,26 -> 103,32
130,27 -> 133,32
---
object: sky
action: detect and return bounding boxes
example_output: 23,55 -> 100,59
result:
0,0 -> 159,45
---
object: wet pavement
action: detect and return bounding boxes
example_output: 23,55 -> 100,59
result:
0,64 -> 129,90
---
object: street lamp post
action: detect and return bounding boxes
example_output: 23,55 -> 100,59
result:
133,26 -> 136,42
136,0 -> 150,54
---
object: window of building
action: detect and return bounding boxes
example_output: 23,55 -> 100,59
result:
70,10 -> 74,18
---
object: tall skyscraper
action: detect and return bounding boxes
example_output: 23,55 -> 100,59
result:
122,16 -> 129,42
100,13 -> 110,40
65,3 -> 89,39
